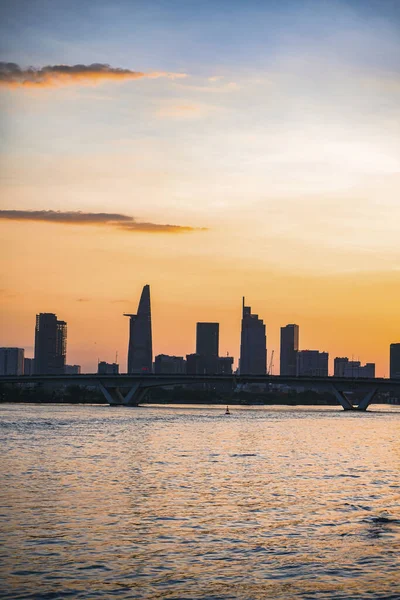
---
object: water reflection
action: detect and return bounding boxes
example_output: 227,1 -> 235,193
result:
0,404 -> 399,599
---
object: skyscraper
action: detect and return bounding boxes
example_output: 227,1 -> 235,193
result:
124,284 -> 153,373
296,350 -> 328,377
34,313 -> 67,374
196,323 -> 219,357
239,298 -> 267,374
390,343 -> 400,379
280,324 -> 299,376
195,322 -> 219,373
0,348 -> 24,375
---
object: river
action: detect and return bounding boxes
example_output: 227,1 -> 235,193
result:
0,404 -> 399,599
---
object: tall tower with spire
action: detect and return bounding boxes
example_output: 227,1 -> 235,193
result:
124,284 -> 153,373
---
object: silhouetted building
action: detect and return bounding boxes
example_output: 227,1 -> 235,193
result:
196,322 -> 219,373
196,323 -> 219,356
98,361 -> 119,375
217,356 -> 234,374
124,284 -> 152,373
297,350 -> 328,377
154,354 -> 186,374
186,353 -> 204,375
34,313 -> 67,374
390,343 -> 400,379
65,365 -> 81,375
334,358 -> 375,378
239,298 -> 266,374
24,357 -> 34,375
0,348 -> 24,375
280,324 -> 299,376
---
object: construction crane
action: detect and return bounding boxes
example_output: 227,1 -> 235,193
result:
268,350 -> 274,375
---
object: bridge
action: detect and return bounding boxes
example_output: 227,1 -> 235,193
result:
1,373 -> 400,411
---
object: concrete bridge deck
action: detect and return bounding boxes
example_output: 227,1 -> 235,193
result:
1,373 -> 400,411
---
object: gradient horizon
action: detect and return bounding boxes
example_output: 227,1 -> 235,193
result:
1,0 -> 399,375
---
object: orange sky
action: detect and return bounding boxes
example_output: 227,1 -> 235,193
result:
1,220 -> 399,375
1,1 -> 400,375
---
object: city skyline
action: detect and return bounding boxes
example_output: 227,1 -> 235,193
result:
1,0 -> 400,376
1,3 -> 399,599
1,288 -> 393,377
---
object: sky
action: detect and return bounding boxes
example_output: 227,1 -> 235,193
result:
1,0 -> 399,375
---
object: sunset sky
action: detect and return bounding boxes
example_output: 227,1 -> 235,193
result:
1,0 -> 399,375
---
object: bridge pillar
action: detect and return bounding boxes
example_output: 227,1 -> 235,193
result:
97,381 -> 124,406
356,386 -> 379,411
122,383 -> 149,406
330,384 -> 379,411
330,385 -> 356,411
97,380 -> 149,406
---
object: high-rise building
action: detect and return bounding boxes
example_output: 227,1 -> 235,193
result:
34,314 -> 67,374
195,322 -> 219,374
124,285 -> 153,373
280,324 -> 299,376
154,354 -> 186,374
239,298 -> 267,374
217,356 -> 234,374
390,343 -> 400,379
297,350 -> 328,377
196,323 -> 219,357
65,365 -> 81,375
97,361 -> 119,375
0,348 -> 24,375
186,353 -> 203,375
334,358 -> 375,378
24,357 -> 34,375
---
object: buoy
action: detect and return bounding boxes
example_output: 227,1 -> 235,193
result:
225,405 -> 230,415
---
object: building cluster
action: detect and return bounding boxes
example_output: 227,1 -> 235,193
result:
0,313 -> 79,376
1,283 -> 400,379
278,325 -> 376,378
112,284 -> 396,379
333,357 -> 375,379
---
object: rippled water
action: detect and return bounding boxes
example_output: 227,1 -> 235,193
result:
0,403 -> 399,599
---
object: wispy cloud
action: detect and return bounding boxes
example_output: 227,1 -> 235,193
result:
156,103 -> 209,119
0,210 -> 205,234
0,210 -> 131,224
0,62 -> 187,89
117,221 -> 202,233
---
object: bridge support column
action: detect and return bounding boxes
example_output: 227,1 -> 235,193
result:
124,383 -> 149,406
97,381 -> 150,406
356,386 -> 378,411
330,385 -> 356,411
97,381 -> 124,406
330,384 -> 379,411
123,384 -> 149,406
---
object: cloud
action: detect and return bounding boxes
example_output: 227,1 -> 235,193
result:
0,210 -> 205,234
156,103 -> 208,119
0,62 -> 187,89
117,221 -> 205,233
0,210 -> 131,224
